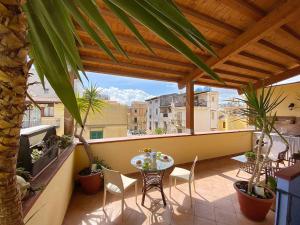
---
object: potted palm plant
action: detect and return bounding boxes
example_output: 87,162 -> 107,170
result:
74,84 -> 109,194
234,84 -> 287,221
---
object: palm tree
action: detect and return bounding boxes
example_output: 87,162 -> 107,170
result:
0,1 -> 219,224
75,84 -> 105,165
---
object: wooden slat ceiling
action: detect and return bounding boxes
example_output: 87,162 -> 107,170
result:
76,0 -> 300,91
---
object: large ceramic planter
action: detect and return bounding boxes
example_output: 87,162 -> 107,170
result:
234,181 -> 275,221
78,171 -> 103,194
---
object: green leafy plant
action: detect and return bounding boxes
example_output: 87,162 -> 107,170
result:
238,84 -> 288,195
267,176 -> 277,193
31,148 -> 43,163
154,128 -> 166,135
244,151 -> 256,161
93,158 -> 111,172
58,135 -> 73,149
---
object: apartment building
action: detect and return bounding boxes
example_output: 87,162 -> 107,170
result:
128,101 -> 147,134
146,91 -> 219,134
23,71 -> 64,135
81,100 -> 128,140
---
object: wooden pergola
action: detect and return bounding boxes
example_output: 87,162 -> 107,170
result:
69,0 -> 300,134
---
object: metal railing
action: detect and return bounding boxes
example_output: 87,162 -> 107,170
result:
276,188 -> 300,225
22,120 -> 41,128
22,118 -> 61,128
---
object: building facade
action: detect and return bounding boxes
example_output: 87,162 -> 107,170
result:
146,91 -> 219,134
23,70 -> 65,135
128,101 -> 147,134
81,100 -> 128,140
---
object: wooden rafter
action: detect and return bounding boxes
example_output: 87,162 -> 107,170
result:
79,45 -> 193,70
254,65 -> 300,89
178,0 -> 300,87
81,56 -> 185,77
84,65 -> 181,83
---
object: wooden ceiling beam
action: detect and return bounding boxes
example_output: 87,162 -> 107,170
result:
281,25 -> 300,41
77,30 -> 179,55
254,65 -> 300,89
220,0 -> 265,20
98,7 -> 225,50
81,56 -> 185,77
84,65 -> 181,83
201,75 -> 249,85
223,61 -> 273,75
78,44 -> 193,69
177,4 -> 242,37
214,69 -> 261,80
258,39 -> 300,62
196,78 -> 241,88
239,51 -> 287,70
178,0 -> 300,87
194,81 -> 239,90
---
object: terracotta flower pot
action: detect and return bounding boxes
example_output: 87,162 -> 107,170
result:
78,171 -> 103,194
234,181 -> 275,221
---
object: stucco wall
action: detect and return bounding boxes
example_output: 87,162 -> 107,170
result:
81,101 -> 128,139
24,151 -> 75,225
75,130 -> 253,174
259,82 -> 300,117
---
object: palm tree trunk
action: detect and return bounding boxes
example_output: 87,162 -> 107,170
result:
75,103 -> 94,165
0,0 -> 28,224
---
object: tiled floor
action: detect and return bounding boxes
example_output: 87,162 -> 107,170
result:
63,157 -> 275,225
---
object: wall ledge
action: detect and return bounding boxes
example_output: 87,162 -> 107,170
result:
76,129 -> 254,145
22,144 -> 76,217
275,162 -> 300,181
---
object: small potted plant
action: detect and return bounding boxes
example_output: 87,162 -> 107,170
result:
234,84 -> 288,221
78,158 -> 110,194
244,151 -> 256,162
58,135 -> 73,155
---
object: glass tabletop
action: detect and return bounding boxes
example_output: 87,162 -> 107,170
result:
131,153 -> 174,172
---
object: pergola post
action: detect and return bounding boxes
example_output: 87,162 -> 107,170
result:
186,81 -> 194,135
64,72 -> 75,135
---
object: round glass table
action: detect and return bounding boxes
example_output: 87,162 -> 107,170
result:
131,153 -> 174,206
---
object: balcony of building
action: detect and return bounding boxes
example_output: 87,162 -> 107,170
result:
17,0 -> 300,224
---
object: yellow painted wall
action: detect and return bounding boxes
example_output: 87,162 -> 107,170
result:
24,151 -> 75,225
258,82 -> 300,116
81,101 -> 128,139
218,115 -> 248,131
75,130 -> 253,174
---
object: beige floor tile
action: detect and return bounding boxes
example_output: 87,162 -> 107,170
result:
63,157 -> 275,225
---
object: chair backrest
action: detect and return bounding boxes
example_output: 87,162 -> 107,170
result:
268,140 -> 289,162
103,168 -> 124,192
189,156 -> 198,181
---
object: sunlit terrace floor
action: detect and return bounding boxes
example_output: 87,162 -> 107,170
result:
63,157 -> 275,225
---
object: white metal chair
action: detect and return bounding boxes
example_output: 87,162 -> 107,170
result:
169,156 -> 198,206
102,168 -> 137,218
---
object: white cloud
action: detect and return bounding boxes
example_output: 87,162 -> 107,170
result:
100,87 -> 154,105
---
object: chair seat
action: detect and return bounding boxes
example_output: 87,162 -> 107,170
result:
170,167 -> 190,181
106,175 -> 137,194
